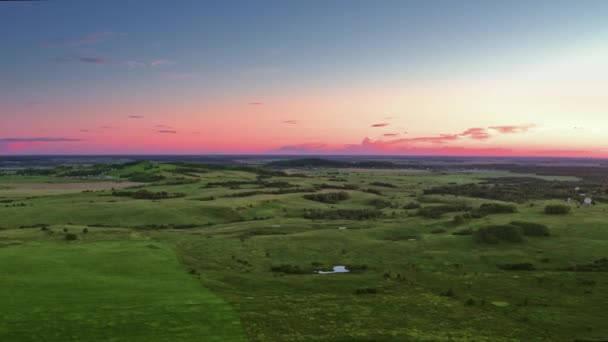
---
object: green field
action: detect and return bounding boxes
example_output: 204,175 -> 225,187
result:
1,161 -> 607,341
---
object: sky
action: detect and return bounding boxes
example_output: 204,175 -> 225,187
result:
1,0 -> 608,157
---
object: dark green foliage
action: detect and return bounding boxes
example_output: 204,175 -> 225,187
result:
424,181 -> 576,203
303,191 -> 350,204
452,228 -> 473,235
121,172 -> 165,182
112,190 -> 186,200
403,202 -> 421,209
82,228 -> 88,234
64,233 -> 78,241
544,204 -> 571,215
472,203 -> 517,217
270,264 -> 309,274
345,264 -> 368,272
430,228 -> 446,234
303,209 -> 383,220
452,215 -> 465,225
315,183 -> 359,191
367,198 -> 393,209
416,204 -> 471,219
498,263 -> 536,271
511,221 -> 550,236
369,181 -> 397,188
563,258 -> 608,272
474,225 -> 524,244
361,188 -> 383,195
465,298 -> 476,306
354,288 -> 378,295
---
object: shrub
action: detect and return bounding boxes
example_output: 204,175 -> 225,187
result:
303,191 -> 350,204
368,198 -> 393,209
416,204 -> 471,219
64,233 -> 78,241
510,221 -> 550,236
545,204 -> 571,215
431,228 -> 447,234
354,288 -> 378,295
369,181 -> 397,188
474,225 -> 523,244
452,215 -> 465,225
497,262 -> 536,271
472,203 -> 517,217
270,264 -> 308,274
452,228 -> 473,236
403,202 -> 421,210
82,228 -> 89,234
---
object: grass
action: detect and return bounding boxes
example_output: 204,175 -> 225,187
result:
0,237 -> 245,342
1,163 -> 607,341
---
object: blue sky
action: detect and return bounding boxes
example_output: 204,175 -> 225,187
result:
2,1 -> 608,156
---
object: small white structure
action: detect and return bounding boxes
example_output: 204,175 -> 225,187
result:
584,197 -> 593,206
575,187 -> 581,192
317,266 -> 349,274
338,226 -> 347,230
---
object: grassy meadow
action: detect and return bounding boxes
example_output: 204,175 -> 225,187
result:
1,160 -> 607,341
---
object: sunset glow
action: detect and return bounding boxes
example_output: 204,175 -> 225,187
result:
2,1 -> 608,157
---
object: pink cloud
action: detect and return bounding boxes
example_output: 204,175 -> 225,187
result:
371,123 -> 389,127
128,115 -> 144,119
459,127 -> 491,140
282,120 -> 298,124
382,133 -> 399,137
156,130 -> 177,134
248,102 -> 264,106
489,125 -> 535,134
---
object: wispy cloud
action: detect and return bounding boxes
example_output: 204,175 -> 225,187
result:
124,59 -> 175,69
382,133 -> 399,137
371,123 -> 389,127
128,115 -> 144,119
282,120 -> 298,124
0,137 -> 84,142
156,124 -> 173,129
99,126 -> 117,129
43,31 -> 119,48
156,130 -> 177,134
50,51 -> 108,64
459,127 -> 491,140
248,102 -> 264,106
489,125 -> 535,134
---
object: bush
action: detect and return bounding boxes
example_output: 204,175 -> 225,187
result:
354,288 -> 378,295
403,202 -> 421,210
452,215 -> 465,225
498,262 -> 535,271
474,225 -> 523,244
431,228 -> 447,234
64,233 -> 78,241
472,203 -> 517,217
368,198 -> 393,209
82,228 -> 89,234
303,191 -> 350,204
510,221 -> 550,236
545,204 -> 571,215
270,264 -> 308,274
417,204 -> 471,219
452,228 -> 473,236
